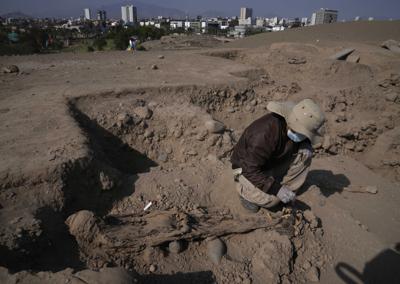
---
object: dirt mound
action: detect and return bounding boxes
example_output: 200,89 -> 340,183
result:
226,21 -> 400,49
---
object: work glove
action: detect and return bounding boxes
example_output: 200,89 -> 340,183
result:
277,186 -> 296,204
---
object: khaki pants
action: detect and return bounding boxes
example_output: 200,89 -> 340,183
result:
233,142 -> 312,208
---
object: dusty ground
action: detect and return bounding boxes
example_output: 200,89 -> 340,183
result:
0,21 -> 400,284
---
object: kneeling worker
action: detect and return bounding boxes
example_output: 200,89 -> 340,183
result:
231,99 -> 325,212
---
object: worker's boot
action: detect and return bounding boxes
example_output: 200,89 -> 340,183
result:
239,195 -> 260,213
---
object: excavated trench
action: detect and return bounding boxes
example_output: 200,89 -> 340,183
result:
60,84 -> 327,283
1,81 -> 328,283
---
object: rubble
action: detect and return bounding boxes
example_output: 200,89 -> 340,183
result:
330,48 -> 355,60
134,106 -> 153,119
381,39 -> 400,53
2,65 -> 19,73
346,54 -> 360,63
385,92 -> 400,103
288,57 -> 307,64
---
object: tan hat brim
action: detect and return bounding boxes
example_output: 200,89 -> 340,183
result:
267,101 -> 295,120
290,122 -> 323,146
268,101 -> 324,146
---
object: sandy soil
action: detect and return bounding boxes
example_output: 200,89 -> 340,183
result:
0,21 -> 400,284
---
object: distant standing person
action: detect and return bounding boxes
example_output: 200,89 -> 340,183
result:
129,37 -> 137,52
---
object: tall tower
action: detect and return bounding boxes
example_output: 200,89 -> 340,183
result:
239,7 -> 253,26
84,8 -> 91,20
121,5 -> 137,24
240,7 -> 253,20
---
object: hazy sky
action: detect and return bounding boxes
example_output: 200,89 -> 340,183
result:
1,0 -> 400,19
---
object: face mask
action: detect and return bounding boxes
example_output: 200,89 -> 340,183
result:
287,129 -> 307,143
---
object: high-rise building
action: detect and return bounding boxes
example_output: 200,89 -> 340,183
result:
311,13 -> 316,25
313,8 -> 338,25
121,5 -> 137,25
97,10 -> 107,21
239,7 -> 253,26
240,7 -> 252,20
84,8 -> 91,20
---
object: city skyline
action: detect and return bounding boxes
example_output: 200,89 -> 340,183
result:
1,0 -> 400,20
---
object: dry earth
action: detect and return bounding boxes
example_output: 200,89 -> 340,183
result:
0,21 -> 400,284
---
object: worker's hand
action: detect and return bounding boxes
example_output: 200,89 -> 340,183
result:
277,186 -> 296,204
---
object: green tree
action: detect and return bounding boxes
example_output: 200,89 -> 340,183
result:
93,37 -> 107,51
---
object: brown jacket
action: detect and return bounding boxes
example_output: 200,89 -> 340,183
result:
231,113 -> 299,194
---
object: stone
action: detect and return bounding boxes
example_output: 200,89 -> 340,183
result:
335,112 -> 347,122
196,130 -> 208,141
169,240 -> 183,254
134,106 -> 153,119
157,152 -> 168,163
303,210 -> 319,229
158,55 -> 165,59
173,128 -> 183,138
144,129 -> 154,138
186,150 -> 198,156
99,171 -> 114,191
2,65 -> 19,73
222,133 -> 232,145
346,54 -> 360,63
330,48 -> 355,60
245,105 -> 254,112
250,99 -> 257,106
136,66 -> 141,70
288,57 -> 307,64
149,264 -> 157,273
207,238 -> 226,265
151,64 -> 158,70
385,93 -> 399,103
226,107 -> 235,113
205,120 -> 225,134
365,185 -> 378,194
345,142 -> 356,151
117,113 -> 133,125
306,267 -> 320,282
302,261 -> 311,270
322,135 -> 332,150
381,39 -> 400,53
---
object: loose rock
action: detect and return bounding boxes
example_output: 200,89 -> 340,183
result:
2,65 -> 19,73
149,264 -> 157,273
99,171 -> 114,191
385,93 -> 399,103
381,39 -> 400,53
169,240 -> 183,254
134,106 -> 153,120
365,185 -> 378,194
306,267 -> 320,282
207,238 -> 226,264
303,210 -> 319,229
288,57 -> 307,64
205,119 -> 225,134
151,64 -> 159,70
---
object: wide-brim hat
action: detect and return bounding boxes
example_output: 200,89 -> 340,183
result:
267,99 -> 325,146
